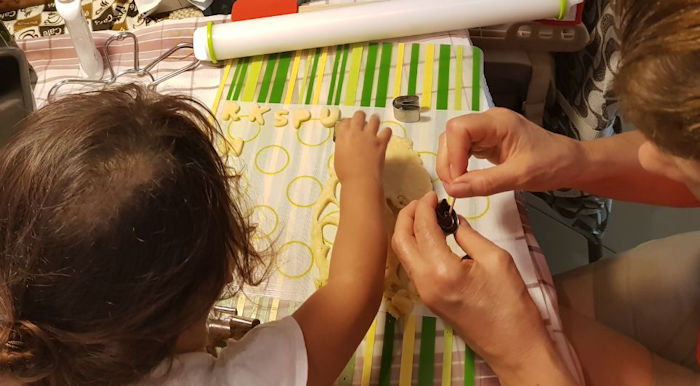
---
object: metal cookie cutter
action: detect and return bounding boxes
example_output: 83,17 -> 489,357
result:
393,95 -> 420,123
207,305 -> 260,348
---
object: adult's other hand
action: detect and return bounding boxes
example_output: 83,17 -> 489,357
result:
438,108 -> 583,198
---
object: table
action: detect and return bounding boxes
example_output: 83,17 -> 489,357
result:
18,15 -> 583,385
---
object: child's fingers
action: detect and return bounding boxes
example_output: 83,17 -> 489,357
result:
377,127 -> 392,149
351,111 -> 366,131
366,114 -> 380,134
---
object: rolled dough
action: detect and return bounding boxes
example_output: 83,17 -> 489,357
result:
311,136 -> 432,318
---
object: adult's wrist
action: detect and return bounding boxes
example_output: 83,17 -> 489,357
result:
488,334 -> 576,386
552,133 -> 590,191
571,133 -> 633,191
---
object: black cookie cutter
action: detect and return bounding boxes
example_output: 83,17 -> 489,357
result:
436,198 -> 458,235
436,198 -> 472,260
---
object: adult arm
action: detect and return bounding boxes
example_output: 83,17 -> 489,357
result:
575,130 -> 697,205
438,108 -> 698,206
391,192 -> 578,386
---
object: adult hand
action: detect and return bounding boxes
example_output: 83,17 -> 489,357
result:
438,108 -> 584,198
391,192 -> 576,385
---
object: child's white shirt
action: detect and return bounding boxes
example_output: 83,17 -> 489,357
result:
136,316 -> 308,386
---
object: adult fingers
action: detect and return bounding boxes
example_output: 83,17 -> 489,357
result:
445,109 -> 513,181
443,162 -> 521,198
453,216 -> 508,263
409,193 -> 466,301
392,200 -> 422,276
366,114 -> 380,135
413,192 -> 454,258
437,133 -> 454,184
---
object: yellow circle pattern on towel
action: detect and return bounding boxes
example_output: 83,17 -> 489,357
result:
464,196 -> 491,221
227,119 -> 262,143
275,241 -> 314,279
255,145 -> 290,175
250,205 -> 279,240
296,122 -> 333,147
380,121 -> 407,138
286,175 -> 323,208
327,153 -> 334,173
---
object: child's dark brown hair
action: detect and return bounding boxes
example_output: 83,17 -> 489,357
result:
0,84 -> 266,385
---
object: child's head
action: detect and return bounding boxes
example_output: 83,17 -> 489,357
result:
614,0 -> 700,196
0,84 -> 265,384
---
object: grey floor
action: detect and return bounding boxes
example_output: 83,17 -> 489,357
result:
526,193 -> 700,275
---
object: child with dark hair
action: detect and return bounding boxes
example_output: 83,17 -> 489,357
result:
0,84 -> 392,385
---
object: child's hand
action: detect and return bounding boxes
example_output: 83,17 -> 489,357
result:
334,111 -> 392,185
296,110 -> 391,385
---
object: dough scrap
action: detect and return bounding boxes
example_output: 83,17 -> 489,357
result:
222,101 -> 241,121
293,109 -> 312,129
275,110 -> 290,127
230,136 -> 244,157
248,104 -> 271,125
311,136 -> 433,318
319,107 -> 342,128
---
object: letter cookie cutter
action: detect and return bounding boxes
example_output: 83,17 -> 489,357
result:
393,95 -> 420,123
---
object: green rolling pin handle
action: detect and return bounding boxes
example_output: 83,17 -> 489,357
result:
558,0 -> 568,20
206,21 -> 218,64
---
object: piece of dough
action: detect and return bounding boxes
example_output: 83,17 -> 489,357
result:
275,110 -> 290,127
230,136 -> 244,157
311,136 -> 432,318
319,107 -> 342,128
221,101 -> 241,121
248,104 -> 271,125
293,109 -> 312,129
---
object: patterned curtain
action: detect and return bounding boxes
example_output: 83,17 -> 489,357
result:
540,0 -> 621,261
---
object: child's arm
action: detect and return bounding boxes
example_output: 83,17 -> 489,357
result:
293,111 -> 391,386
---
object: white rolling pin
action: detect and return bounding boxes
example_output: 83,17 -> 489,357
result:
193,0 -> 582,62
56,0 -> 104,79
